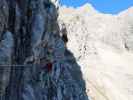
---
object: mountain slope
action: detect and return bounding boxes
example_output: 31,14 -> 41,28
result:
59,4 -> 133,100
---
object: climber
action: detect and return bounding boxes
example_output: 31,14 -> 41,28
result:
41,54 -> 53,73
46,62 -> 53,72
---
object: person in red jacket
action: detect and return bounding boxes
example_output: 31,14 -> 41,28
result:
46,62 -> 53,72
41,61 -> 53,73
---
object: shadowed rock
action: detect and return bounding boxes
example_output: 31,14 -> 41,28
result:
0,0 -> 89,100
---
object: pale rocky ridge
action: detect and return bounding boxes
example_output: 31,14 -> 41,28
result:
58,3 -> 133,100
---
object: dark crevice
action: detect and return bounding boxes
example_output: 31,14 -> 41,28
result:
5,1 -> 32,100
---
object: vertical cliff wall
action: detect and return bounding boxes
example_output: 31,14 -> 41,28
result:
0,0 -> 89,100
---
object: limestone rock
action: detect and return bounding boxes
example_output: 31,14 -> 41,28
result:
59,4 -> 133,100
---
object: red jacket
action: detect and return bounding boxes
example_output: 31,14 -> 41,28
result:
46,63 -> 53,72
42,62 -> 53,72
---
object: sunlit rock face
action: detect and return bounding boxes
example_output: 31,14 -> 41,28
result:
59,4 -> 133,100
0,0 -> 88,100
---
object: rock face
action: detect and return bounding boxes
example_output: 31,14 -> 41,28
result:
59,3 -> 133,100
0,0 -> 88,100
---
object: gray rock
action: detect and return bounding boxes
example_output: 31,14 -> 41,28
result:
0,31 -> 13,98
125,32 -> 133,51
22,84 -> 36,100
0,0 -> 8,38
0,31 -> 13,65
0,0 -> 89,100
